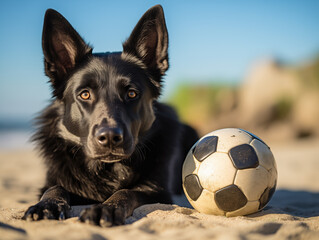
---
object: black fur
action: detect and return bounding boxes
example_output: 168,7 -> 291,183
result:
23,5 -> 198,227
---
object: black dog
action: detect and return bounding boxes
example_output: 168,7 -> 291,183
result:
23,5 -> 198,227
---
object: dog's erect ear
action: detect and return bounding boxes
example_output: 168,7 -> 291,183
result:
42,9 -> 92,95
123,5 -> 169,79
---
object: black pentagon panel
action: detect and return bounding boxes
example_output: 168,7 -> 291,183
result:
229,144 -> 259,169
259,181 -> 277,210
239,128 -> 269,149
215,185 -> 248,212
184,174 -> 203,201
193,136 -> 218,162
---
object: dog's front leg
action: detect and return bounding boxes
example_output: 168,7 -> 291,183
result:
23,185 -> 71,221
79,188 -> 169,227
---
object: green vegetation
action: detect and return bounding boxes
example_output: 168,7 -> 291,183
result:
167,83 -> 237,128
273,96 -> 293,121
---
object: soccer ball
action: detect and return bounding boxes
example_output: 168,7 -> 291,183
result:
182,128 -> 277,217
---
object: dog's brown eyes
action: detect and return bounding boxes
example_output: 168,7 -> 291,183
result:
127,90 -> 138,99
80,90 -> 90,100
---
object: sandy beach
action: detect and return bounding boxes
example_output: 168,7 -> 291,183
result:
0,138 -> 319,240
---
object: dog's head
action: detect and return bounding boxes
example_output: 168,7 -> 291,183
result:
42,5 -> 168,163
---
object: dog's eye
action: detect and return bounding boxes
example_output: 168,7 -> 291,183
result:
127,90 -> 138,99
80,90 -> 91,100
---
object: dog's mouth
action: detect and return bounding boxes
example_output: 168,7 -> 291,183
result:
93,153 -> 130,163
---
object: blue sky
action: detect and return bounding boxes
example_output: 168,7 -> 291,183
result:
0,0 -> 319,120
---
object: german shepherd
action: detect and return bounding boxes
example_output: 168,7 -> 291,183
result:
23,5 -> 198,227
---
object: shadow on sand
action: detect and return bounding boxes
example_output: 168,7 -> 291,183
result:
255,189 -> 319,218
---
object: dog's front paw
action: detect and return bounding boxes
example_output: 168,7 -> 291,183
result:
22,199 -> 70,221
79,203 -> 126,227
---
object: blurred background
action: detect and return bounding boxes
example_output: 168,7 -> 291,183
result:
1,0 -> 319,149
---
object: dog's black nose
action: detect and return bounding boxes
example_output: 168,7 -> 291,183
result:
95,127 -> 124,147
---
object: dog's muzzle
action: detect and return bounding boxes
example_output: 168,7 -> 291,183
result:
95,126 -> 124,148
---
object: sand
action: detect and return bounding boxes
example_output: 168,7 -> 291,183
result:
0,139 -> 319,240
